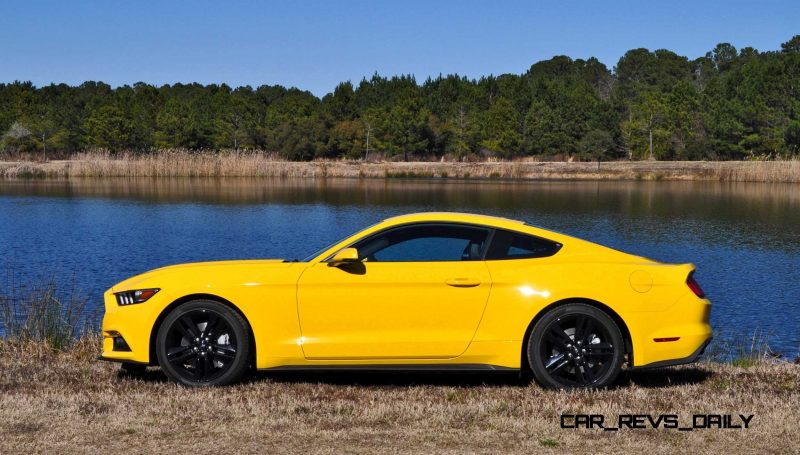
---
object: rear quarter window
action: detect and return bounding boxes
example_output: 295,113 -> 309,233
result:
485,229 -> 562,260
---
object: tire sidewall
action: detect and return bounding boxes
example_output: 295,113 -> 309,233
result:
528,303 -> 624,389
156,300 -> 250,387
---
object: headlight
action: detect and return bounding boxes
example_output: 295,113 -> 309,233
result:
115,288 -> 160,306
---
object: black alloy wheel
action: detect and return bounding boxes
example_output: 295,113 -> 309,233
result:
156,300 -> 250,387
528,303 -> 624,389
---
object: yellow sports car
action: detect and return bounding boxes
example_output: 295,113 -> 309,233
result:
100,212 -> 712,388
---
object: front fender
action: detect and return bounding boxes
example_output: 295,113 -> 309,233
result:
101,261 -> 307,367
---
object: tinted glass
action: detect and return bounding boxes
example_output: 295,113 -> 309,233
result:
485,229 -> 561,260
353,224 -> 489,262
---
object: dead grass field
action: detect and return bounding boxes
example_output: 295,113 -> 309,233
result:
0,338 -> 798,454
1,151 -> 799,182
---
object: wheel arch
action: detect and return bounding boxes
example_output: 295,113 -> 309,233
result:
149,293 -> 256,367
520,297 -> 634,371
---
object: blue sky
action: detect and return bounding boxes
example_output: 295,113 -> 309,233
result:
1,0 -> 798,96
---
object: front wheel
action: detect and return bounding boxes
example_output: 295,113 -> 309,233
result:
156,300 -> 250,387
527,303 -> 624,389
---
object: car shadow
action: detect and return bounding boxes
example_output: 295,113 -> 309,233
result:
253,370 -> 526,388
113,365 -> 713,389
115,368 -> 170,383
618,366 -> 714,388
114,365 -> 526,387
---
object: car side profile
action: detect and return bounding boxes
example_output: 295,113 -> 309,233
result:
100,212 -> 712,388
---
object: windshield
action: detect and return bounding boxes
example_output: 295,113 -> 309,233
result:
300,222 -> 383,262
300,234 -> 352,262
299,222 -> 382,262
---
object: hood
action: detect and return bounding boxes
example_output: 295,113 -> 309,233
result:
110,259 -> 290,292
150,259 -> 286,272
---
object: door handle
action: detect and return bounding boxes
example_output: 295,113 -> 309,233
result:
445,278 -> 481,288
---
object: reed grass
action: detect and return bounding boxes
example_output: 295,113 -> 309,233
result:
1,150 -> 799,182
0,278 -> 94,350
704,329 -> 790,368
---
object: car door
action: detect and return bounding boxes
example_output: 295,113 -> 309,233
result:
296,223 -> 493,360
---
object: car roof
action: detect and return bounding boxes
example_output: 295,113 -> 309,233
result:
380,212 -> 583,245
382,212 -> 525,229
384,212 -> 523,224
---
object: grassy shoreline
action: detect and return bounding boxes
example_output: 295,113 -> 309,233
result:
0,337 -> 798,453
2,285 -> 798,452
1,152 -> 799,182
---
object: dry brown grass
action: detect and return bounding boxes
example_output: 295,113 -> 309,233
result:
0,337 -> 798,454
1,151 -> 799,182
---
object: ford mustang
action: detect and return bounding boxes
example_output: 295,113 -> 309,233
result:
100,212 -> 712,388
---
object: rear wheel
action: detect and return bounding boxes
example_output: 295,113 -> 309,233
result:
156,300 -> 250,387
527,303 -> 624,389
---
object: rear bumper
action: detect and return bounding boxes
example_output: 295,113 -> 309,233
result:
634,336 -> 712,369
629,292 -> 712,367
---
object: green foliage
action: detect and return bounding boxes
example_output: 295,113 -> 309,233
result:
786,121 -> 800,154
85,105 -> 135,152
481,97 -> 520,157
578,129 -> 614,161
1,36 -> 800,160
328,119 -> 366,159
380,100 -> 431,161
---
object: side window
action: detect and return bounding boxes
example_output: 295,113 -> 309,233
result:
485,229 -> 561,260
352,224 -> 489,262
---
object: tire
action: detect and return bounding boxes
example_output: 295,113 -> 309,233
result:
527,303 -> 624,389
156,300 -> 251,387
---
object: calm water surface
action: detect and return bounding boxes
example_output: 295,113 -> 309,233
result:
1,178 -> 798,355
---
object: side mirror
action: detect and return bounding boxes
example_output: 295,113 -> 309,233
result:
328,247 -> 360,266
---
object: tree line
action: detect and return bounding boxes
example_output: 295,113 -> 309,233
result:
2,36 -> 799,161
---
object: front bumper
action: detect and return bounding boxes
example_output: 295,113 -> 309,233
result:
100,289 -> 166,365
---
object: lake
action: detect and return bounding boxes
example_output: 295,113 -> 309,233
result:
1,177 -> 798,356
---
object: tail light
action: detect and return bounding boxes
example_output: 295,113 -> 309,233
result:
686,272 -> 705,298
